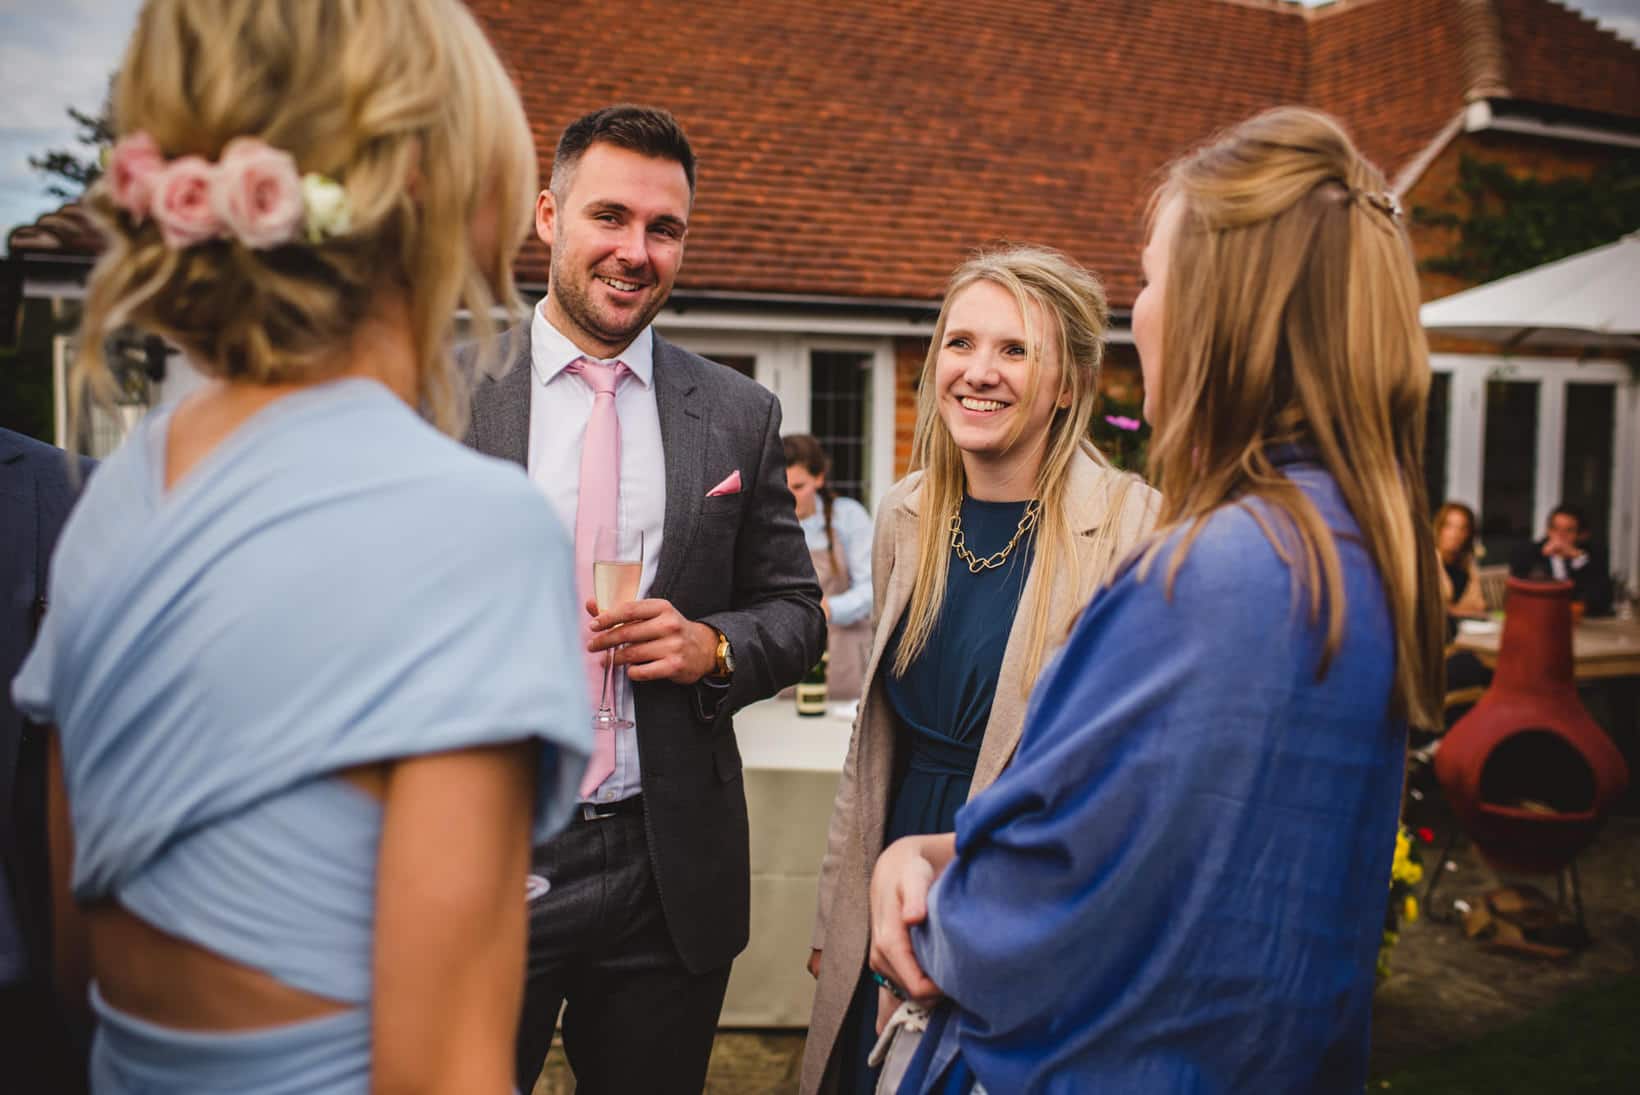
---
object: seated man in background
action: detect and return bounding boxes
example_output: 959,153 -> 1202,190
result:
1509,503 -> 1614,617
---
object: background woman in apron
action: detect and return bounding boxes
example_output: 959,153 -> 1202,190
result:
784,434 -> 874,701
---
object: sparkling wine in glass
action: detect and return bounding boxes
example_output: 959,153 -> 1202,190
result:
593,525 -> 644,731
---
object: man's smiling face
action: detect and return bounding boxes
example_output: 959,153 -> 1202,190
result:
538,142 -> 691,357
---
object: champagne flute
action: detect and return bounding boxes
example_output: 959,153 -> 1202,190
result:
593,525 -> 644,731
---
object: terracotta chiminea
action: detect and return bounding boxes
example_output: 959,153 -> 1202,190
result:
1435,578 -> 1629,875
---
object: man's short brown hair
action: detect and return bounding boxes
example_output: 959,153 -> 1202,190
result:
550,104 -> 696,200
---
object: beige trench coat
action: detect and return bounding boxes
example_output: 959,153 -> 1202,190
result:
799,449 -> 1159,1094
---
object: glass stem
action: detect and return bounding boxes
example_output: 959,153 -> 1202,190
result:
600,647 -> 616,716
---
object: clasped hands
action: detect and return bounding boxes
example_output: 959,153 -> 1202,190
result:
585,598 -> 719,685
866,833 -> 954,1033
1541,536 -> 1585,562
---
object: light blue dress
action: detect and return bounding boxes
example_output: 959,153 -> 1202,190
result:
12,379 -> 591,1093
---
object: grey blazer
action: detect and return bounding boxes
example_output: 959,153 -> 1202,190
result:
465,325 -> 826,973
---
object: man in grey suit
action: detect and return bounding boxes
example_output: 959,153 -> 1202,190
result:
1,428 -> 91,1093
466,105 -> 825,1093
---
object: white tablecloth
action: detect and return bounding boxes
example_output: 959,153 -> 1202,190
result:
719,698 -> 853,1027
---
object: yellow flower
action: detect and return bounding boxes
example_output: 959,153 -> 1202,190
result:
1404,896 -> 1419,923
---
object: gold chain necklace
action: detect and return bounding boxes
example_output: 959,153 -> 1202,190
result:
948,499 -> 1041,574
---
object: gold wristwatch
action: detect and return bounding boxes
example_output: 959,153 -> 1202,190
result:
710,627 -> 736,679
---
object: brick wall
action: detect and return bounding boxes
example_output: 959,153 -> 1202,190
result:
892,337 -> 927,478
1406,129 -> 1625,304
1405,129 -> 1629,356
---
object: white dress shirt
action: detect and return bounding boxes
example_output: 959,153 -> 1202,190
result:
1549,551 -> 1588,582
528,302 -> 666,803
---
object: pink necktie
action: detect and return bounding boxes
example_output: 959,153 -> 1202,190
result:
569,357 -> 628,796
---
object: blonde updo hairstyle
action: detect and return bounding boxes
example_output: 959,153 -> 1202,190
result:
75,0 -> 537,436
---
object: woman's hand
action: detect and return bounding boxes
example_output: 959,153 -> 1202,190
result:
807,948 -> 822,979
874,984 -> 900,1037
868,833 -> 955,1006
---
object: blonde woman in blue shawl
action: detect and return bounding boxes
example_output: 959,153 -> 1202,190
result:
10,2 -> 591,1091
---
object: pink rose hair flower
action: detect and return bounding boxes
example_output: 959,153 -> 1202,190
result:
212,138 -> 304,249
151,156 -> 226,248
99,130 -> 347,251
106,132 -> 166,221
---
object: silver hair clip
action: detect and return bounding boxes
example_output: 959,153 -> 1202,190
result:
1360,190 -> 1404,221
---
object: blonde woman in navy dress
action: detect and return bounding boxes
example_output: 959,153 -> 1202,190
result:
10,1 -> 590,1091
801,246 -> 1158,1094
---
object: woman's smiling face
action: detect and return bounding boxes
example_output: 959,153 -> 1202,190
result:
934,279 -> 1063,477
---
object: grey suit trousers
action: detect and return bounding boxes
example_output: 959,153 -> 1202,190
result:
515,804 -> 732,1094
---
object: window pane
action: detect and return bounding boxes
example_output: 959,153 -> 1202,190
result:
1561,383 -> 1615,546
1479,380 -> 1538,565
809,350 -> 873,507
1424,371 -> 1450,512
710,354 -> 757,380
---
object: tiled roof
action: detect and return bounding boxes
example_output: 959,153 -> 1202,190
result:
474,0 -> 1639,307
5,202 -> 102,257
1306,0 -> 1474,176
482,0 -> 1307,305
1492,0 -> 1640,117
11,1 -> 1637,311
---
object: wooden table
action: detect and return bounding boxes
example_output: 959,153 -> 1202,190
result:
1452,617 -> 1640,681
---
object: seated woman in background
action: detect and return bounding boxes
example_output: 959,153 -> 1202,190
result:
1435,501 -> 1488,621
1436,501 -> 1493,697
785,434 -> 875,701
869,108 -> 1443,1094
11,1 -> 590,1091
800,245 -> 1157,1095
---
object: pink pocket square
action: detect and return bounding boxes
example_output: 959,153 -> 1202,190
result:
706,470 -> 742,497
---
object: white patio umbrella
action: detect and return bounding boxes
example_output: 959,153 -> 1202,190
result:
1419,231 -> 1640,352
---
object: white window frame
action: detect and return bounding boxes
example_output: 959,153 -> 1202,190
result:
1433,352 -> 1639,587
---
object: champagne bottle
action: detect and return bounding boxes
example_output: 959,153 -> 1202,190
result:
796,650 -> 828,717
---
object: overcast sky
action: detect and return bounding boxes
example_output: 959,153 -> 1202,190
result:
2,0 -> 1637,244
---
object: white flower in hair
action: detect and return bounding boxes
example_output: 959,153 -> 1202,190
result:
302,173 -> 352,243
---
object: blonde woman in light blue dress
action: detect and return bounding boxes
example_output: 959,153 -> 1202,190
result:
9,2 -> 589,1091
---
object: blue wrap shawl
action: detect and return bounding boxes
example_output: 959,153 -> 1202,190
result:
12,379 -> 590,1009
905,462 -> 1405,1094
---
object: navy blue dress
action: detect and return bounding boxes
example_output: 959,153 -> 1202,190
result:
838,496 -> 1036,1095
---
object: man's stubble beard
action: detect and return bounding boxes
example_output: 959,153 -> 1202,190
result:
549,252 -> 669,353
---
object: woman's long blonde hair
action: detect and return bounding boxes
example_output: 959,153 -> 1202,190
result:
1144,107 -> 1443,728
895,245 -> 1140,692
73,0 -> 536,437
